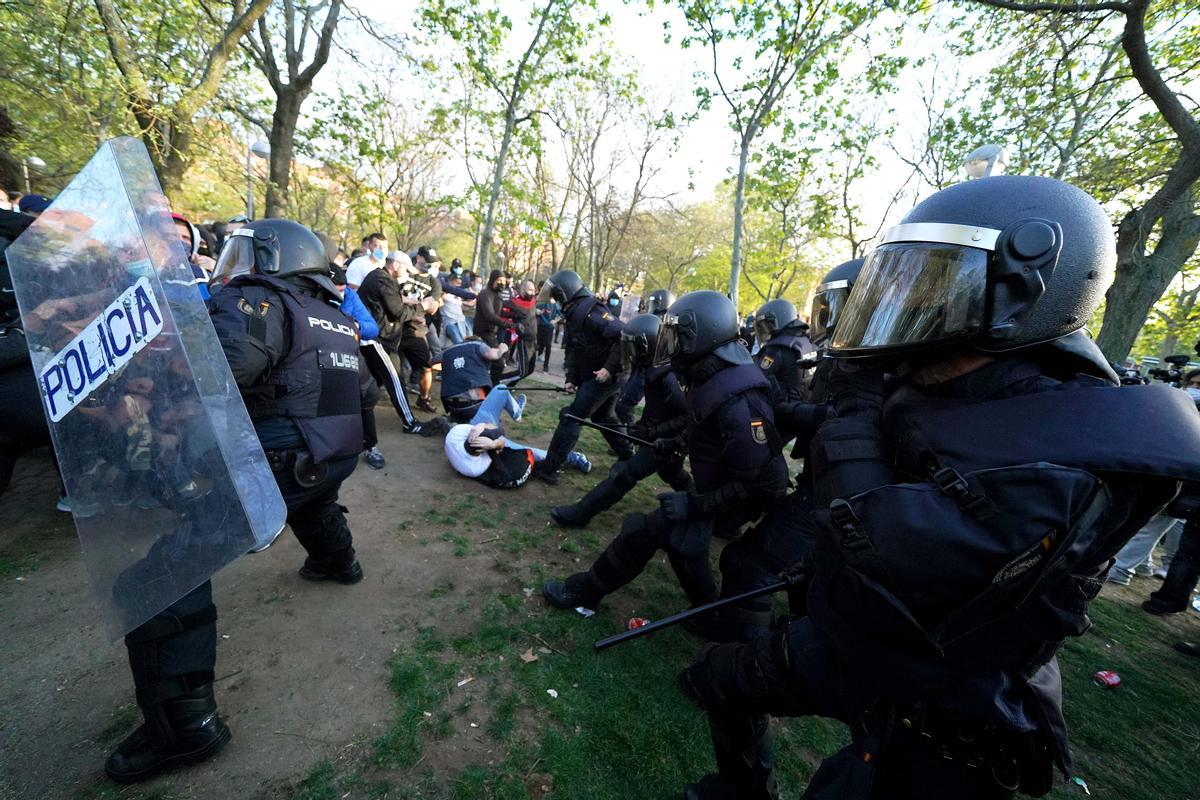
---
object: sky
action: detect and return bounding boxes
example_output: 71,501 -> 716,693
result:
306,0 -> 992,245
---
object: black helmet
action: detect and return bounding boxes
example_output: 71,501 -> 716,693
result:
654,290 -> 751,368
645,288 -> 675,317
810,258 -> 862,347
212,218 -> 334,296
831,176 -> 1114,358
620,313 -> 661,372
544,270 -> 590,305
753,298 -> 806,345
314,231 -> 339,266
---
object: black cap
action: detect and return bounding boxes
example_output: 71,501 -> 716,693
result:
417,245 -> 441,264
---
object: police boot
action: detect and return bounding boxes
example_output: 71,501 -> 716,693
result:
683,774 -> 743,800
106,681 -> 231,783
293,504 -> 364,585
542,572 -> 604,611
551,478 -> 625,528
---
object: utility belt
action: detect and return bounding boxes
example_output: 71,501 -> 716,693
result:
886,702 -> 1054,796
265,448 -> 328,488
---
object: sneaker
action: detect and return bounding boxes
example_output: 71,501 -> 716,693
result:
1134,564 -> 1155,577
1105,573 -> 1131,587
402,421 -> 425,435
513,394 -> 527,422
1153,568 -> 1168,579
364,447 -> 386,469
56,495 -> 71,513
566,451 -> 592,474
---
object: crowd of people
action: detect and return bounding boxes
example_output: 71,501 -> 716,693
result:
3,166 -> 1200,800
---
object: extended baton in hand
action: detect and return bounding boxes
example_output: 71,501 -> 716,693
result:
593,567 -> 806,651
564,414 -> 655,447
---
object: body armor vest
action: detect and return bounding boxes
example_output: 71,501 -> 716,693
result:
241,277 -> 363,464
687,363 -> 775,491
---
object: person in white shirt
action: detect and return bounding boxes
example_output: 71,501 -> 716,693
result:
344,232 -> 388,288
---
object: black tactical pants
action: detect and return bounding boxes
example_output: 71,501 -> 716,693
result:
695,617 -> 1022,800
124,580 -> 218,720
276,454 -> 359,572
1146,511 -> 1200,612
584,507 -> 754,608
614,371 -> 645,426
568,444 -> 692,520
543,377 -> 634,471
716,491 -> 817,643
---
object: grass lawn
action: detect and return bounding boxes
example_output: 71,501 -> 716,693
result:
272,382 -> 1200,800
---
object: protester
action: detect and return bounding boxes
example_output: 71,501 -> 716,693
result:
17,194 -> 52,217
473,270 -> 517,384
536,288 -> 560,371
345,232 -> 388,289
443,385 -> 590,489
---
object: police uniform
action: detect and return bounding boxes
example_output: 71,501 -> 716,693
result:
208,272 -> 369,579
757,327 -> 813,402
680,176 -> 1200,800
540,292 -> 634,474
545,352 -> 791,613
551,361 -> 693,526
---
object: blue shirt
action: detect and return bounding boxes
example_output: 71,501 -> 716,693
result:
339,286 -> 379,340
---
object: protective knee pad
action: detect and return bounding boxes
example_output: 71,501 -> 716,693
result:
291,502 -> 355,564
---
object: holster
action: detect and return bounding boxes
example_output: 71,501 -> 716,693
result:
265,449 -> 328,489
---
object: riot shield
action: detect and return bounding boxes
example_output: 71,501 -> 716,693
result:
619,294 -> 641,323
6,137 -> 287,638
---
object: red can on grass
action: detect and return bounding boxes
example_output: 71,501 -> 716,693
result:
1092,670 -> 1121,688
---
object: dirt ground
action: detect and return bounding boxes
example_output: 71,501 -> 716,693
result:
0,350 -> 576,800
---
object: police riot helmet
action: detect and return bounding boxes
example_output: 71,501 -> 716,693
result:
645,288 -> 675,317
543,270 -> 590,305
753,298 -> 806,345
831,176 -> 1114,358
620,313 -> 661,372
809,258 -> 862,347
212,218 -> 334,295
654,290 -> 751,368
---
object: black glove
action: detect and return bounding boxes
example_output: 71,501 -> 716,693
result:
628,420 -> 653,442
678,641 -> 749,712
653,434 -> 686,460
657,490 -> 696,522
829,360 -> 887,422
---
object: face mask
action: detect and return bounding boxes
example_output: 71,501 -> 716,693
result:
452,267 -> 463,277
609,298 -> 620,308
522,292 -> 534,300
426,264 -> 438,276
373,248 -> 385,260
472,282 -> 483,292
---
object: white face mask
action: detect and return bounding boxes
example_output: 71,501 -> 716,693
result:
472,282 -> 483,292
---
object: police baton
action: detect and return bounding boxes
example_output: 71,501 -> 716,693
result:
505,385 -> 570,393
593,567 -> 806,651
563,414 -> 655,448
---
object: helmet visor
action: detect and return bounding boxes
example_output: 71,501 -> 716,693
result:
830,243 -> 987,356
753,317 -> 777,346
653,314 -> 682,366
620,332 -> 651,372
210,228 -> 279,286
809,281 -> 849,346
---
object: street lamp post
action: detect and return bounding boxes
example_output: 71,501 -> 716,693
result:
963,144 -> 1009,179
22,156 -> 45,194
245,139 -> 270,219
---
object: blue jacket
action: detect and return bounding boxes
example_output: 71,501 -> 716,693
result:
340,286 -> 379,340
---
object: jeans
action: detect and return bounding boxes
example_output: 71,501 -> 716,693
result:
1110,514 -> 1182,583
443,320 -> 467,345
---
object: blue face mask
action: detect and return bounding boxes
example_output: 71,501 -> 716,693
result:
609,297 -> 620,308
373,248 -> 385,260
452,267 -> 463,276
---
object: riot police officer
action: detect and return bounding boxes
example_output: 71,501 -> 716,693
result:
550,313 -> 693,527
535,270 -> 634,483
678,176 -> 1200,799
105,219 -> 372,783
207,219 -> 370,585
542,291 -> 789,619
616,288 -> 675,425
751,298 -> 813,401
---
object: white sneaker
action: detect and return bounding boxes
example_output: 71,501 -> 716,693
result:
56,496 -> 70,513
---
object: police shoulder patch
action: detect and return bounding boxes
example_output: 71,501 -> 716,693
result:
750,418 -> 767,444
237,297 -> 255,316
759,354 -> 775,369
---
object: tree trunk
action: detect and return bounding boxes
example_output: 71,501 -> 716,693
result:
479,109 -> 517,274
265,89 -> 305,218
729,139 -> 750,310
156,121 -> 191,201
1098,196 -> 1200,360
